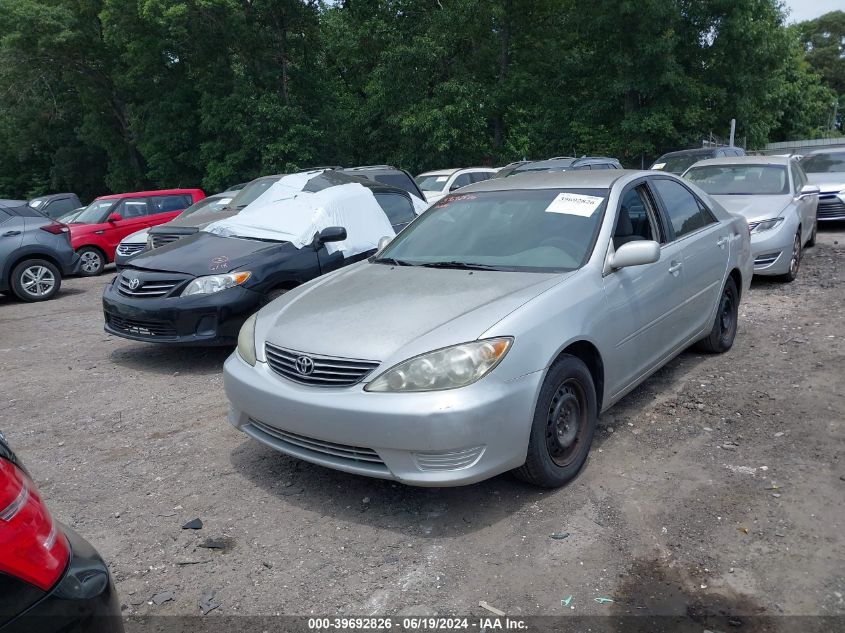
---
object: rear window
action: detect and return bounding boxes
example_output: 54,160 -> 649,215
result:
374,192 -> 417,227
801,152 -> 845,174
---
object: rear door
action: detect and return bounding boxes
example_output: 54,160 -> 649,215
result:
0,208 -> 25,288
651,177 -> 729,336
600,179 -> 689,396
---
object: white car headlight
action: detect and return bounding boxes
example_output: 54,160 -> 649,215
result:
181,272 -> 251,296
365,338 -> 513,392
749,218 -> 783,234
237,313 -> 257,366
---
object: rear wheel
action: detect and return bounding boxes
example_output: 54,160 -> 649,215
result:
514,355 -> 597,487
778,231 -> 801,282
77,246 -> 105,276
695,276 -> 738,353
10,259 -> 61,302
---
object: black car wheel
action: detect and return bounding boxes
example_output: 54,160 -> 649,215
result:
695,276 -> 739,353
11,259 -> 61,302
514,355 -> 597,487
77,246 -> 105,276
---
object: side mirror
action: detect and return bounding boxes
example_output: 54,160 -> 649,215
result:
317,226 -> 347,244
799,184 -> 820,197
107,212 -> 123,223
377,235 -> 393,251
611,240 -> 660,269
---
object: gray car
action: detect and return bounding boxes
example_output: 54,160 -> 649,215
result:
800,148 -> 845,222
0,201 -> 79,301
224,170 -> 752,487
683,156 -> 819,281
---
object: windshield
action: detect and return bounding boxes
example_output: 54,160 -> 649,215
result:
685,164 -> 789,195
179,195 -> 234,218
800,152 -> 845,174
375,188 -> 608,272
416,174 -> 450,191
512,159 -> 574,175
229,178 -> 279,210
73,199 -> 116,224
653,153 -> 709,174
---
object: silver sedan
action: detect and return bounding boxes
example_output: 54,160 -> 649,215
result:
224,170 -> 752,487
683,155 -> 819,281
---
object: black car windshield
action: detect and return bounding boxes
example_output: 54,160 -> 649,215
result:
685,164 -> 789,195
800,152 -> 845,174
73,200 -> 116,224
654,153 -> 710,174
230,178 -> 279,210
375,188 -> 608,272
179,194 -> 234,218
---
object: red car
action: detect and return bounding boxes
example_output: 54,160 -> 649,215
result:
70,188 -> 205,276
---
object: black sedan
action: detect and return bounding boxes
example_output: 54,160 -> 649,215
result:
0,431 -> 122,632
102,178 -> 419,346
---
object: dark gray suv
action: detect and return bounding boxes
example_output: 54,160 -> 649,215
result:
0,202 -> 79,302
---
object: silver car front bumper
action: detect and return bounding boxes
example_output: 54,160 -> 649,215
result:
749,217 -> 799,276
224,352 -> 543,486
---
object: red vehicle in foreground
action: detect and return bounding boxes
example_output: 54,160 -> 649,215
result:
70,188 -> 205,276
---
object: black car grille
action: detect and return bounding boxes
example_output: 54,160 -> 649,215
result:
116,243 -> 145,256
264,343 -> 380,387
818,195 -> 845,220
150,233 -> 184,249
118,274 -> 181,298
107,314 -> 177,338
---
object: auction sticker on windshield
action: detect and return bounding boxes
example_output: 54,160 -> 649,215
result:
544,193 -> 604,217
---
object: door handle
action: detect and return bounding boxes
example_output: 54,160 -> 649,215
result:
2,230 -> 21,237
716,236 -> 728,249
668,261 -> 683,275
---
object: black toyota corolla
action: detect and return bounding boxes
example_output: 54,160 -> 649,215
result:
0,431 -> 122,633
102,175 -> 420,345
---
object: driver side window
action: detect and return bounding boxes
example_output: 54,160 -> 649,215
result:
613,185 -> 660,249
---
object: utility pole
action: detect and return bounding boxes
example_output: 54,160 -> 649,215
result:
729,119 -> 736,147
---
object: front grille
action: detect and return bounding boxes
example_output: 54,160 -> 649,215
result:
818,195 -> 845,220
249,419 -> 386,467
107,314 -> 177,338
116,243 -> 145,256
754,252 -> 780,267
118,274 -> 181,298
264,343 -> 380,387
150,233 -> 183,249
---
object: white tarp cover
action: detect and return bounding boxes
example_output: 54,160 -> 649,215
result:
203,172 -> 396,256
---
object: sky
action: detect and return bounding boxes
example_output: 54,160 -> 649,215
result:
784,0 -> 841,23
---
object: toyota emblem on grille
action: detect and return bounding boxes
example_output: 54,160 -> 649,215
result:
127,277 -> 141,290
295,355 -> 315,375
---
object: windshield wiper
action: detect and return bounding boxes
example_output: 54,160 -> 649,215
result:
373,257 -> 416,266
418,261 -> 501,271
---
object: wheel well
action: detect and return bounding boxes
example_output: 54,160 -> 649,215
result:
728,268 -> 742,300
555,340 -> 604,411
77,244 -> 109,263
6,252 -> 62,287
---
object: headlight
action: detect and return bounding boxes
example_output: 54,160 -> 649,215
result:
749,218 -> 783,234
365,338 -> 513,392
181,271 -> 251,296
146,235 -> 154,249
237,313 -> 257,366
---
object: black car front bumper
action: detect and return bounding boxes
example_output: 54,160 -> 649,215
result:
2,525 -> 123,633
102,274 -> 264,346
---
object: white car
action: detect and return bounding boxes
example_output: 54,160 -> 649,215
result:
114,228 -> 150,269
415,168 -> 498,203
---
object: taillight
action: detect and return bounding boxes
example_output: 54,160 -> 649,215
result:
0,459 -> 69,590
39,222 -> 69,235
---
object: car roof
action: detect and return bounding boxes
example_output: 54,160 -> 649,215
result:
688,155 -> 792,168
96,188 -> 203,200
29,193 -> 76,202
461,169 -> 631,192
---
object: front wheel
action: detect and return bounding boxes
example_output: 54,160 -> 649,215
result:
513,355 -> 597,487
695,276 -> 738,353
11,259 -> 62,302
806,217 -> 817,247
778,231 -> 801,283
77,246 -> 105,276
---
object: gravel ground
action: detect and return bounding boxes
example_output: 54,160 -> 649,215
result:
1,227 -> 843,629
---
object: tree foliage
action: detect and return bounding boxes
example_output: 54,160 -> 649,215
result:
0,0 -> 836,199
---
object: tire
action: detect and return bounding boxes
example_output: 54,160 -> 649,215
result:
77,246 -> 105,276
10,259 -> 61,302
513,355 -> 598,487
806,217 -> 817,247
778,231 -> 801,283
695,276 -> 738,353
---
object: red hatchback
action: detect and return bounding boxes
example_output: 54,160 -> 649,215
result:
70,188 -> 205,276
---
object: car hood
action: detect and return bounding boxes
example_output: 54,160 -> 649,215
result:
805,172 -> 845,192
709,194 -> 792,223
259,263 -> 570,363
120,228 -> 149,245
126,232 -> 288,275
159,207 -> 238,229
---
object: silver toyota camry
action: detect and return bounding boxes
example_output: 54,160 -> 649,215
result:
683,155 -> 819,281
224,170 -> 753,487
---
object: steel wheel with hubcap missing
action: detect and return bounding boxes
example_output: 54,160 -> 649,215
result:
515,355 -> 597,487
695,276 -> 739,353
77,247 -> 105,276
11,259 -> 61,302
